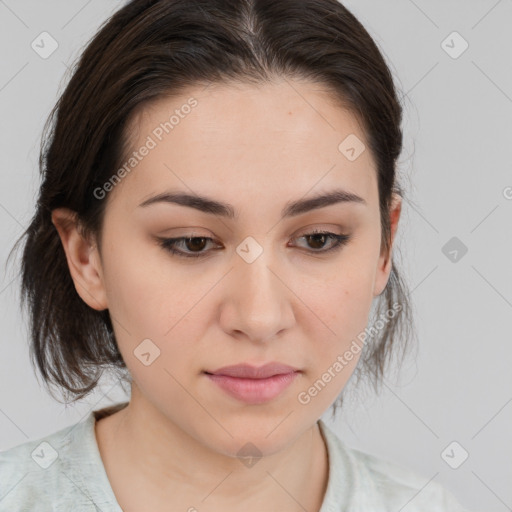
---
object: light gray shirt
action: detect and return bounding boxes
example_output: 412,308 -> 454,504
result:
0,405 -> 469,511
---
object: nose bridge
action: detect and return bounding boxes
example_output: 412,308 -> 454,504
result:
225,237 -> 292,339
236,239 -> 281,308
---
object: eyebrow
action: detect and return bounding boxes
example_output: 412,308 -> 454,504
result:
138,188 -> 366,219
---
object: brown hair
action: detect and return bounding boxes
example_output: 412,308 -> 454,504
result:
7,0 -> 415,414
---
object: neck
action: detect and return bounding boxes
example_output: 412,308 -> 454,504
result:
95,391 -> 329,512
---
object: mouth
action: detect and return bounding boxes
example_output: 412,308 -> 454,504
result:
205,362 -> 300,379
203,363 -> 301,404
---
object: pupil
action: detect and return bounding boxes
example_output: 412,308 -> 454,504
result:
308,234 -> 326,249
187,237 -> 207,251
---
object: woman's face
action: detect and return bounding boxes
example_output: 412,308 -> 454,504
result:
58,78 -> 399,457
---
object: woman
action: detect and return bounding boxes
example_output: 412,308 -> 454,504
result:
0,0 -> 468,510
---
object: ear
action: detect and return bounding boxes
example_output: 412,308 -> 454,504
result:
51,208 -> 108,311
373,193 -> 402,297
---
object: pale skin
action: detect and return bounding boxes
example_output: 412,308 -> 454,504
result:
52,78 -> 401,512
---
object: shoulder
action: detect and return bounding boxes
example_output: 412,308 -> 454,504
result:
318,420 -> 469,512
348,446 -> 468,511
0,413 -> 106,512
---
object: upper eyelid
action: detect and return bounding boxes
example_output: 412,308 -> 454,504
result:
161,225 -> 347,238
165,230 -> 345,243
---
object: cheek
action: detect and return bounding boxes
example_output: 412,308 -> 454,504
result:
301,283 -> 372,381
294,237 -> 379,385
100,228 -> 179,331
100,238 -> 210,374
302,251 -> 377,339
294,275 -> 374,412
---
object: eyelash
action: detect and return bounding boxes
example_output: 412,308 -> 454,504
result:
158,229 -> 351,259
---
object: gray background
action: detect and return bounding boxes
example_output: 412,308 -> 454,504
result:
1,1 -> 511,510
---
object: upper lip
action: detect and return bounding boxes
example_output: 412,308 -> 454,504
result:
205,362 -> 299,379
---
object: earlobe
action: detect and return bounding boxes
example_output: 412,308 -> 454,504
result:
51,208 -> 108,311
373,194 -> 402,297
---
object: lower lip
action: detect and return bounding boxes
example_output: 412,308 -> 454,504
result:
205,372 -> 299,404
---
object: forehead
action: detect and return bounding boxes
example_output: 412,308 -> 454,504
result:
113,79 -> 377,211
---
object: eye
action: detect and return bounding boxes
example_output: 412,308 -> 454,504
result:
291,229 -> 350,254
157,229 -> 351,259
158,236 -> 220,259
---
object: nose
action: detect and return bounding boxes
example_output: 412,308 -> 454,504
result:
218,245 -> 295,343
